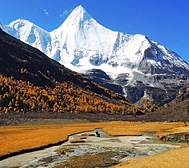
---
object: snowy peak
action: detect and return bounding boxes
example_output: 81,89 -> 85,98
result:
3,19 -> 51,55
2,5 -> 189,77
6,19 -> 38,38
50,5 -> 118,65
53,5 -> 92,33
67,5 -> 92,24
9,19 -> 33,29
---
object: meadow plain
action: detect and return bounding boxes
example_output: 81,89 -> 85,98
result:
0,120 -> 189,167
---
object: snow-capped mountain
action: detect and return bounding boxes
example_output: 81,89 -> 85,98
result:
2,5 -> 189,104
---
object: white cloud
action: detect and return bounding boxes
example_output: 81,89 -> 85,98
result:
43,9 -> 49,16
60,8 -> 73,20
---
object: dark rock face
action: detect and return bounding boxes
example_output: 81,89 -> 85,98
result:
82,67 -> 189,105
82,69 -> 124,95
123,83 -> 174,105
123,86 -> 145,104
138,44 -> 189,75
114,73 -> 130,86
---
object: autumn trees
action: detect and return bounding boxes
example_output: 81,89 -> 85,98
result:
0,74 -> 138,114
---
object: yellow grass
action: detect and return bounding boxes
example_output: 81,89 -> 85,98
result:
70,139 -> 85,143
0,123 -> 103,157
154,124 -> 189,139
102,122 -> 188,138
111,145 -> 189,168
1,121 -> 189,168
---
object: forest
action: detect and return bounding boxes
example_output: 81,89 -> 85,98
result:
0,74 -> 145,115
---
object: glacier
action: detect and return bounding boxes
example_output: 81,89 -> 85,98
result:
1,5 -> 189,104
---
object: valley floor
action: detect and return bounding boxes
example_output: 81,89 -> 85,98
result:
0,111 -> 141,126
0,114 -> 189,167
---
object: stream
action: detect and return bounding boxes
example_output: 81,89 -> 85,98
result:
0,128 -> 180,168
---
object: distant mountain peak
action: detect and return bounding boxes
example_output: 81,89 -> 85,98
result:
8,19 -> 37,33
55,5 -> 92,32
10,19 -> 32,25
73,5 -> 92,20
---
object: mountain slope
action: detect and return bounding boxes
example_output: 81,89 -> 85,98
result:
2,5 -> 189,104
0,27 -> 126,101
144,83 -> 189,122
1,28 -> 144,115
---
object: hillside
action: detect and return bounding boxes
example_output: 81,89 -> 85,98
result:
142,83 -> 189,122
0,28 -> 144,116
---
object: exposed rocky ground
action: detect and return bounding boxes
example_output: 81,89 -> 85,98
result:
160,133 -> 186,143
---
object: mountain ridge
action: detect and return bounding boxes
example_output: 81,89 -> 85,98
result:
2,5 -> 189,104
3,5 -> 189,75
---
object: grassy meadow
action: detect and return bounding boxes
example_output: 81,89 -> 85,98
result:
0,121 -> 189,167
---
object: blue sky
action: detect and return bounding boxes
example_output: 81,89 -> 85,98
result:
0,0 -> 189,63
